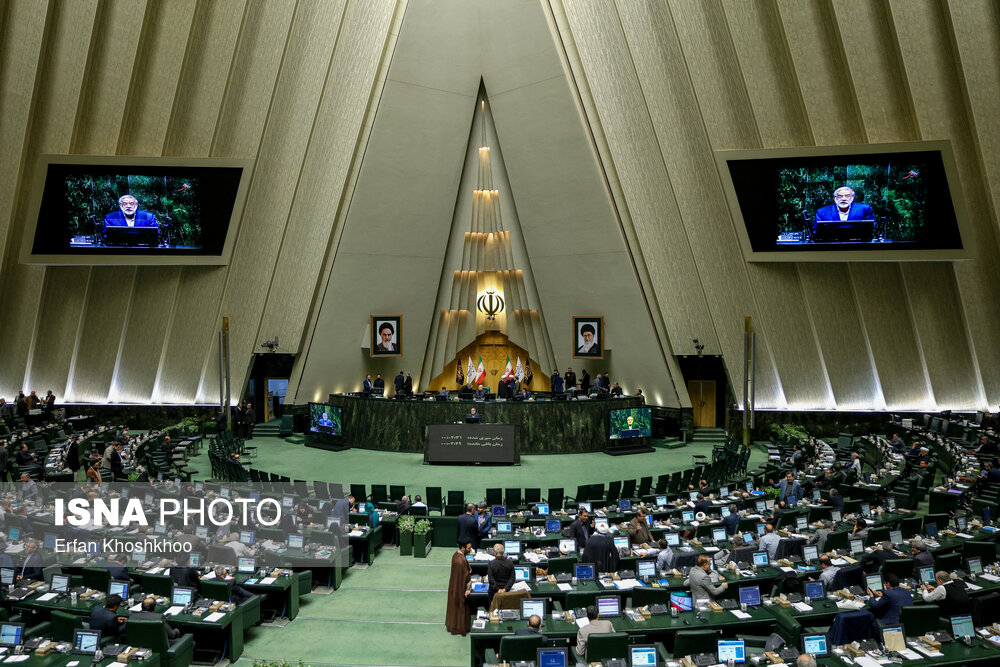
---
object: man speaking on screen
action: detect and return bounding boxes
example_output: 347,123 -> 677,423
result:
104,194 -> 158,229
812,186 -> 874,240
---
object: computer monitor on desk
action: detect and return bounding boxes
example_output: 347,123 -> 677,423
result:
804,580 -> 824,599
596,596 -> 620,617
520,598 -> 545,619
503,540 -> 521,557
574,563 -> 595,581
630,645 -> 658,667
802,634 -> 828,656
496,520 -> 512,533
717,640 -> 746,664
537,648 -> 568,667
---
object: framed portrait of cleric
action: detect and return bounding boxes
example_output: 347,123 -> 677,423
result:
573,316 -> 603,359
370,315 -> 402,357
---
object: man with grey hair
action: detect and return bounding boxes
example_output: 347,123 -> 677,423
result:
104,194 -> 158,229
813,185 -> 874,232
808,520 -> 835,553
486,543 -> 514,602
912,538 -> 934,575
796,655 -> 817,667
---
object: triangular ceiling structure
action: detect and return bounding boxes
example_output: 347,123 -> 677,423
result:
291,0 -> 685,408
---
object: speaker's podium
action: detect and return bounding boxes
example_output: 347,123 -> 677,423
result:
604,432 -> 654,456
103,225 -> 160,246
811,219 -> 875,243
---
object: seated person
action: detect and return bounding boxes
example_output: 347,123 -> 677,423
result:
868,573 -> 912,624
170,552 -> 201,588
575,604 -> 614,657
212,566 -> 254,604
130,597 -> 180,640
514,614 -> 547,642
104,194 -> 158,230
812,186 -> 874,237
465,407 -> 481,423
90,594 -> 127,637
684,554 -> 727,603
921,570 -> 971,618
437,387 -> 449,400
17,541 -> 43,581
814,555 -> 840,590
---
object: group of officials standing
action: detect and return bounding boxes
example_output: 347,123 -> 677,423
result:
226,401 -> 255,439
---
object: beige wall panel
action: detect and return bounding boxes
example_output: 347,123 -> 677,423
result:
259,0 -> 396,356
116,0 -> 197,155
386,0 -> 480,96
163,0 -> 247,155
114,267 -> 180,401
481,0 -> 564,96
0,1 -> 47,266
797,264 -> 879,408
156,1 -> 302,403
775,0 -> 864,144
901,264 -> 978,409
848,264 -> 928,409
71,0 -> 146,154
668,0 -> 758,148
69,267 -> 136,402
28,267 -> 91,396
830,0 -> 917,142
888,0 -> 1000,407
0,0 -> 99,397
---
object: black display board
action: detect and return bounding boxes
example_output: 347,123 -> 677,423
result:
425,424 -> 519,465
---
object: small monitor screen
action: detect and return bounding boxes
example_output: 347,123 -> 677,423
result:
288,534 -> 305,549
559,539 -> 576,553
968,557 -> 983,574
756,523 -> 767,536
44,534 -> 57,549
713,528 -> 728,542
608,407 -> 652,440
239,531 -> 254,545
889,530 -> 903,545
669,592 -> 693,611
595,519 -> 609,532
546,519 -> 561,532
802,634 -> 828,656
887,496 -> 897,511
665,533 -> 681,546
831,510 -> 842,522
717,640 -> 746,663
308,403 -> 342,436
133,549 -> 146,563
237,557 -> 256,573
578,502 -> 592,513
637,560 -> 656,577
682,510 -> 695,523
190,553 -> 201,567
645,514 -> 653,526
630,645 -> 658,667
755,501 -> 766,513
689,492 -> 699,502
50,574 -> 70,592
0,569 -> 14,586
866,574 -> 883,593
72,630 -> 100,654
171,586 -> 194,606
618,499 -> 631,512
802,545 -> 818,562
219,487 -> 230,498
497,520 -> 512,533
862,504 -> 871,517
739,586 -> 761,607
514,566 -> 531,582
919,567 -> 935,584
613,536 -> 630,551
925,523 -> 938,538
521,598 -> 545,619
746,481 -> 754,492
574,563 -> 595,581
7,528 -> 19,542
850,539 -> 864,555
720,487 -> 729,497
813,489 -> 822,500
656,496 -> 667,506
504,540 -> 521,556
195,526 -> 209,539
956,516 -> 967,530
154,523 -> 167,534
0,624 -> 23,647
804,581 -> 824,599
537,648 -> 568,667
721,507 -> 731,518
752,552 -> 769,568
280,495 -> 293,508
742,532 -> 755,543
109,581 -> 128,598
796,516 -> 808,530
951,615 -> 974,639
492,505 -> 506,517
537,503 -> 550,515
597,596 -> 620,617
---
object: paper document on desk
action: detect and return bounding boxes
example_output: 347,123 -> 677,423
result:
730,610 -> 751,619
575,617 -> 590,628
897,648 -> 921,660
702,546 -> 719,553
792,602 -> 813,612
164,606 -> 184,616
473,553 -> 492,561
3,656 -> 30,663
260,577 -> 277,585
980,573 -> 1000,582
956,532 -> 974,539
204,612 -> 225,623
965,582 -> 982,591
830,558 -> 849,566
511,582 -> 531,592
614,579 -> 642,590
779,567 -> 795,573
557,583 -> 572,591
129,603 -> 142,612
36,592 -> 58,602
853,657 -> 883,667
348,530 -> 364,537
913,646 -> 942,658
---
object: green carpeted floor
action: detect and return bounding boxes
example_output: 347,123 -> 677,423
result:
187,429 -> 765,666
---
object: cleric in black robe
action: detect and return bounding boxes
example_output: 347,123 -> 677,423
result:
581,524 -> 620,573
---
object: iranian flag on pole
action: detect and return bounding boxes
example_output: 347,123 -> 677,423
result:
475,356 -> 486,385
515,357 -> 525,383
466,356 -> 476,384
502,357 -> 514,380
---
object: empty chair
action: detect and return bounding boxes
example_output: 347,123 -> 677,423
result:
485,488 -> 502,506
586,633 -> 628,662
499,635 -> 544,662
673,629 -> 721,657
313,481 -> 329,499
631,587 -> 670,607
563,591 -> 598,610
827,610 -> 879,645
370,484 -> 388,504
880,558 -> 915,582
605,481 -> 622,505
900,604 -> 942,636
505,488 -> 522,509
621,479 -> 636,499
936,552 -> 961,572
547,488 -> 564,511
350,484 -> 367,502
524,488 -> 541,506
637,476 -> 652,498
425,487 -> 443,514
389,485 -> 405,501
447,490 -> 465,507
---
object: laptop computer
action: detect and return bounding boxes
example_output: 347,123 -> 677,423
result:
71,629 -> 101,655
717,640 -> 746,664
802,634 -> 828,656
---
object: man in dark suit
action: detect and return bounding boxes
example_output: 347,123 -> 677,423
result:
363,375 -> 373,396
90,594 -> 128,637
394,371 -> 405,396
372,374 -> 384,393
514,614 -> 547,642
569,509 -> 592,553
64,435 -> 81,478
17,541 -> 43,581
130,597 -> 179,640
42,390 -> 55,413
564,368 -> 577,391
868,573 -> 913,624
457,504 -> 479,548
825,488 -> 845,513
403,372 -> 413,396
813,186 -> 875,237
170,553 -> 201,588
107,554 -> 132,582
486,543 -> 515,602
232,404 -> 245,438
243,402 -> 254,439
104,195 -> 158,230
215,408 -> 227,434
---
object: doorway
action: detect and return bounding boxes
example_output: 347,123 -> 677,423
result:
687,380 -> 717,428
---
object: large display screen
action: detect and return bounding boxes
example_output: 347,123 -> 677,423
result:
308,403 -> 342,436
23,156 -> 251,265
608,407 -> 652,440
717,141 -> 968,261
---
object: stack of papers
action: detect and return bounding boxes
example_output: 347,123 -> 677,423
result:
557,583 -> 572,592
163,606 -> 184,616
260,577 -> 277,585
791,602 -> 813,612
36,592 -> 58,602
730,609 -> 751,619
203,611 -> 225,623
613,578 -> 643,590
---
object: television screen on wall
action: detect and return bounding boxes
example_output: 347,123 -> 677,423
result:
22,155 -> 252,265
717,141 -> 969,261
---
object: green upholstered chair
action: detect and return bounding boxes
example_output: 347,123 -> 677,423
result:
82,567 -> 111,592
125,619 -> 195,667
296,570 -> 312,596
199,579 -> 231,602
140,574 -> 172,597
499,634 -> 544,661
673,629 -> 721,657
901,605 -> 942,636
585,632 -> 628,661
49,610 -> 82,642
631,587 -> 670,607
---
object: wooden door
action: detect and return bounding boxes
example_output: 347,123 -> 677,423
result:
687,380 -> 716,428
